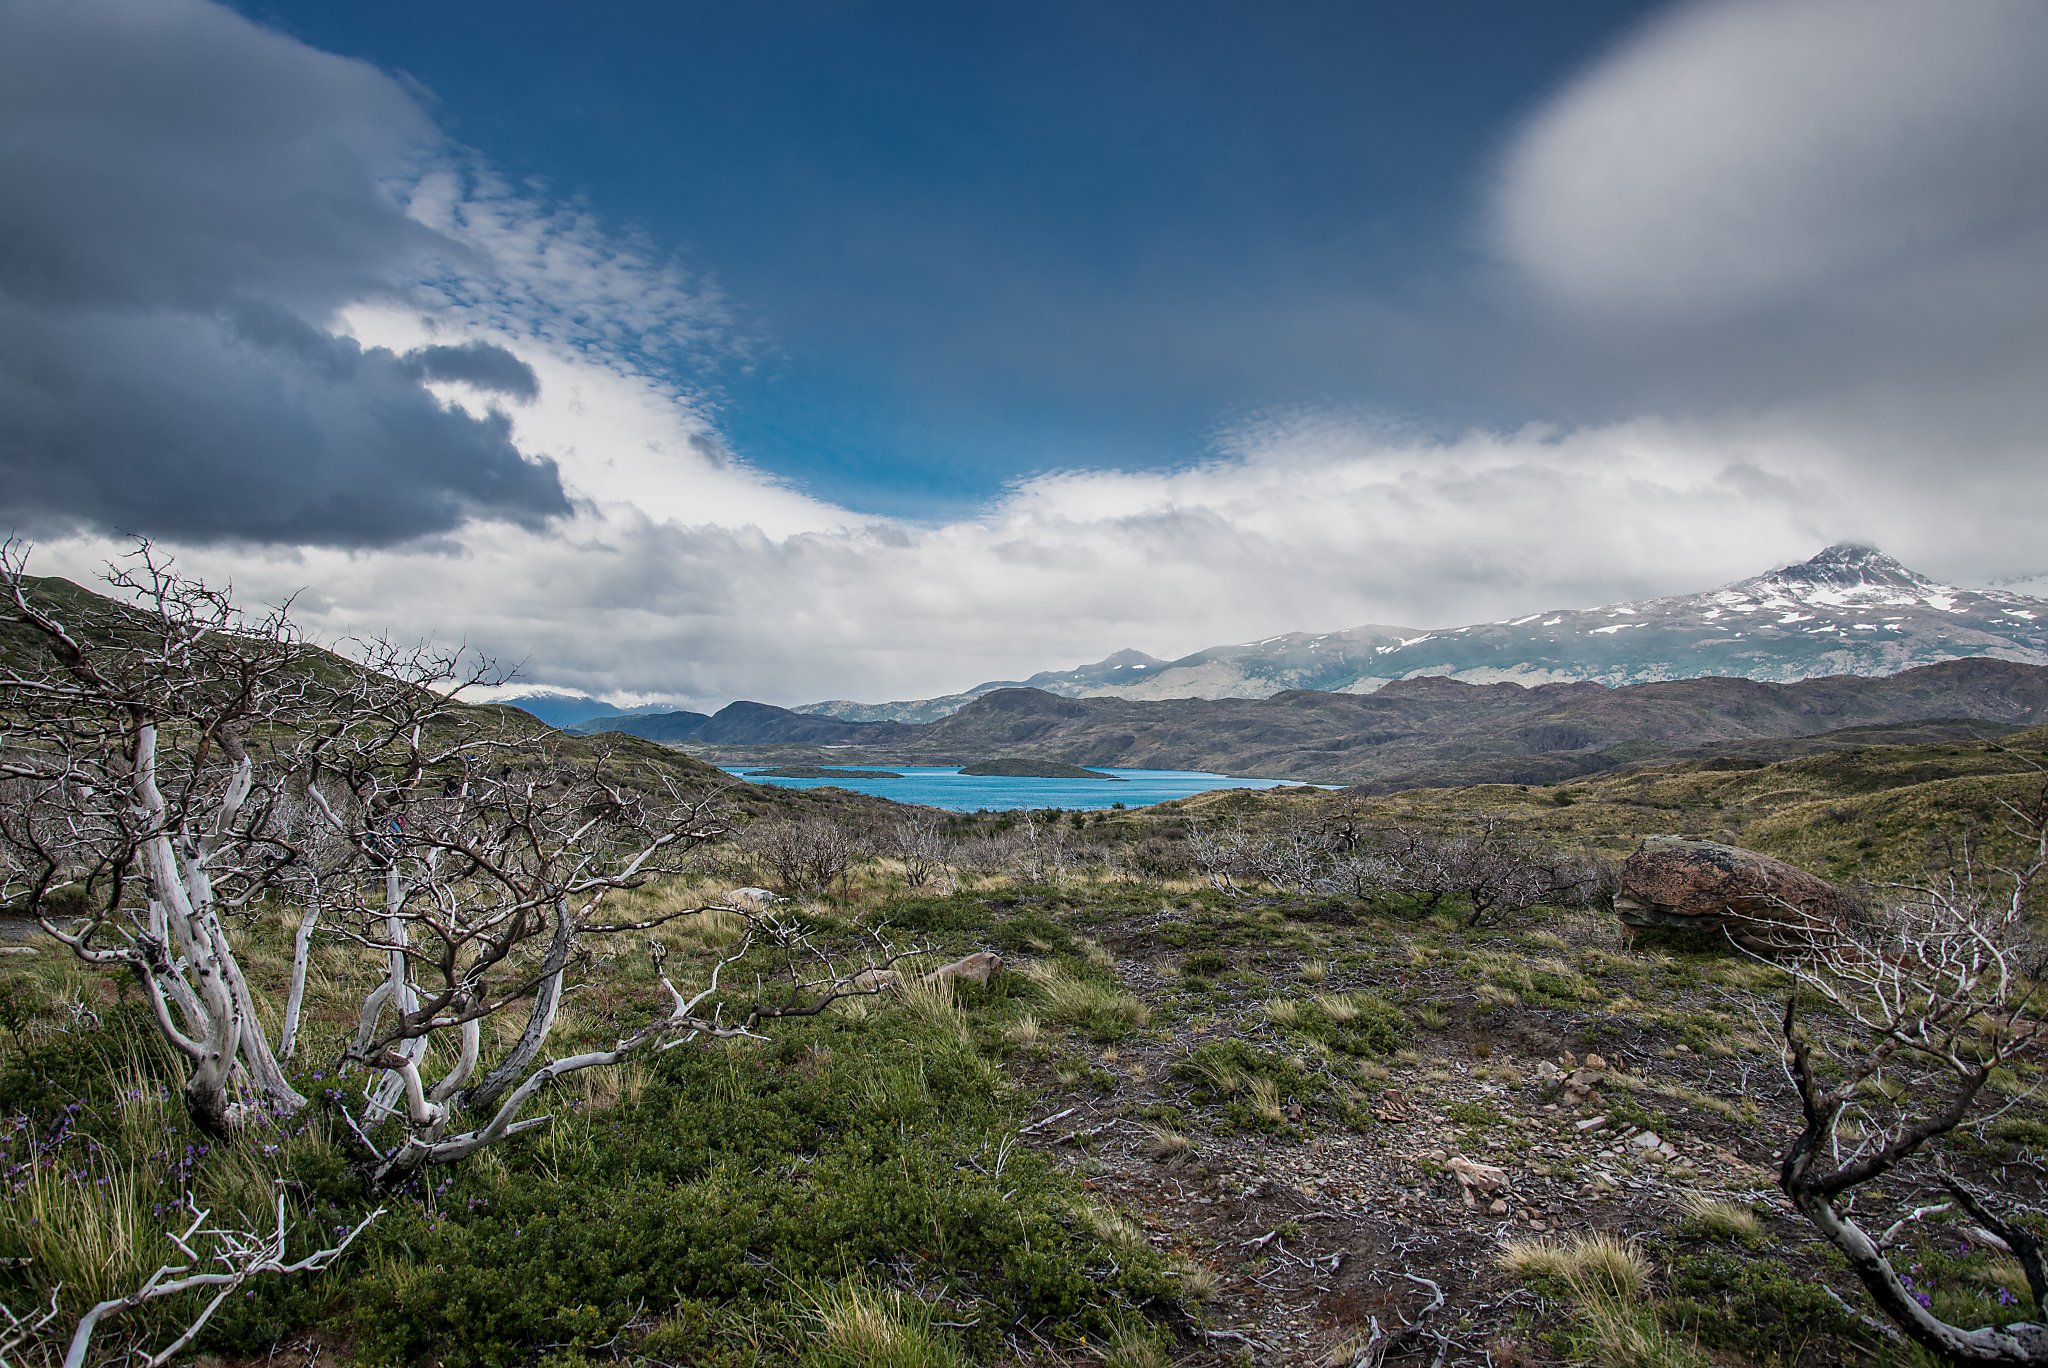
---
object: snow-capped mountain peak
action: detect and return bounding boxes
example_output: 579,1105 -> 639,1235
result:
1737,542 -> 1946,607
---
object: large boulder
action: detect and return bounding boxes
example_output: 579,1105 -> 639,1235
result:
1614,837 -> 1856,953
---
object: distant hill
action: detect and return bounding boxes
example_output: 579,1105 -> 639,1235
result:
793,545 -> 2048,721
691,657 -> 2048,788
580,700 -> 915,748
795,648 -> 1171,724
487,689 -> 629,729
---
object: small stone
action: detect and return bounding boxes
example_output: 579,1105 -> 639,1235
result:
1575,1117 -> 1608,1132
1488,1198 -> 1509,1216
1629,1130 -> 1663,1151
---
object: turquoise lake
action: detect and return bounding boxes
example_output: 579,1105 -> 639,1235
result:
718,765 -> 1302,811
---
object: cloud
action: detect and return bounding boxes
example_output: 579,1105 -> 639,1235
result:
1477,0 -> 2048,516
0,298 -> 568,544
400,342 -> 540,400
1491,0 -> 2048,319
0,0 -> 667,545
25,411 -> 1971,710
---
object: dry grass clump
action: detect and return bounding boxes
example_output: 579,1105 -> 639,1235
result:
1071,1200 -> 1148,1254
1028,964 -> 1149,1040
1677,1192 -> 1764,1245
1170,1259 -> 1221,1303
1100,1320 -> 1173,1368
1140,1124 -> 1192,1164
1247,1075 -> 1287,1128
1263,996 -> 1305,1029
1498,1232 -> 1707,1368
1498,1231 -> 1649,1300
802,1278 -> 960,1368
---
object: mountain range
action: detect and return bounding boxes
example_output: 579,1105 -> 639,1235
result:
659,658 -> 2048,788
788,544 -> 2048,723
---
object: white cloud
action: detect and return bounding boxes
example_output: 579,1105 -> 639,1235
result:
1491,0 -> 2048,318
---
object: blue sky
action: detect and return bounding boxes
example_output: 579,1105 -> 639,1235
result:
6,0 -> 2048,707
241,0 -> 1658,517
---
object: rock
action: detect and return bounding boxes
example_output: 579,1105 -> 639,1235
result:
1575,1117 -> 1608,1133
1614,837 -> 1857,953
1564,1065 -> 1604,1103
1450,1156 -> 1510,1208
1628,1130 -> 1662,1151
1488,1198 -> 1509,1216
923,950 -> 1003,986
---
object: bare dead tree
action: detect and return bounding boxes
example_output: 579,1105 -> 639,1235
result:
1759,776 -> 2048,1363
1185,816 -> 1252,894
0,1191 -> 379,1368
1,539 -> 318,1132
1009,810 -> 1080,885
744,815 -> 866,896
1,542 -> 905,1187
887,812 -> 954,891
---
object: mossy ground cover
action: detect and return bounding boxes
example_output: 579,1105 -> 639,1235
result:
0,928 -> 1188,1366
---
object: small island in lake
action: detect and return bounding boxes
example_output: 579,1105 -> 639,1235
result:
957,759 -> 1125,780
747,766 -> 904,779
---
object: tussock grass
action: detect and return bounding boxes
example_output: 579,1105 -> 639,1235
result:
1500,1232 -> 1707,1368
1100,1319 -> 1173,1368
896,968 -> 969,1041
1072,1200 -> 1149,1254
1263,996 -> 1305,1029
1499,1231 -> 1650,1300
1028,964 -> 1149,1041
801,1278 -> 961,1368
1247,1075 -> 1287,1128
1171,1259 -> 1221,1303
0,1150 -> 163,1304
1677,1194 -> 1764,1245
1570,1293 -> 1711,1368
1141,1124 -> 1192,1163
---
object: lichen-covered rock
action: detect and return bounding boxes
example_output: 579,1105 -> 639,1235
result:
1614,837 -> 1855,953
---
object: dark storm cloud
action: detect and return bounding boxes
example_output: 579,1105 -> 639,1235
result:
401,342 -> 541,400
0,0 -> 569,545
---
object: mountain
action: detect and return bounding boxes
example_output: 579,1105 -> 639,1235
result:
796,648 -> 1170,724
693,657 -> 2048,788
581,700 -> 915,747
790,546 -> 2048,721
489,689 -> 628,729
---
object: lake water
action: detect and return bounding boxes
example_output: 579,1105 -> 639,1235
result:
718,764 -> 1301,811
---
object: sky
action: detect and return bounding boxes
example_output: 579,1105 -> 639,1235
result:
3,0 -> 2047,709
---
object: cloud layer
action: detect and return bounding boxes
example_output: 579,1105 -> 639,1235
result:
6,0 -> 2047,709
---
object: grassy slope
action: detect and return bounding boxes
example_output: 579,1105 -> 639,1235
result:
1153,721 -> 2048,884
